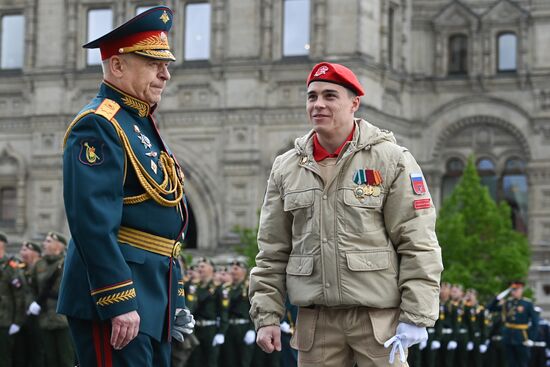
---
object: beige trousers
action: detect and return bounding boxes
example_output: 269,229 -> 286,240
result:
290,306 -> 408,367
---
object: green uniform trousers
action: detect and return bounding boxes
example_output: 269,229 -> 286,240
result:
220,324 -> 255,367
42,327 -> 75,367
0,326 -> 15,367
187,325 -> 220,367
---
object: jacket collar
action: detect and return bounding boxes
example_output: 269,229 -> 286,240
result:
294,118 -> 397,158
100,81 -> 153,118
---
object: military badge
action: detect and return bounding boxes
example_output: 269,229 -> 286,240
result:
79,139 -> 104,166
410,173 -> 426,195
314,65 -> 329,77
517,305 -> 524,313
353,169 -> 383,198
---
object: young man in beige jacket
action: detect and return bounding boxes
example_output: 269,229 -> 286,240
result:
249,62 -> 443,367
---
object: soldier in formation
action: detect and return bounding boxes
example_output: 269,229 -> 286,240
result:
410,281 -> 545,367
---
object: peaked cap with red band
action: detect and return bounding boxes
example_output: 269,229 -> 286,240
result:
307,62 -> 365,96
83,6 -> 175,61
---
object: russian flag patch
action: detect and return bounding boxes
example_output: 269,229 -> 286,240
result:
410,173 -> 426,195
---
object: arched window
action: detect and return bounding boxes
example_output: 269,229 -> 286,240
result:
500,158 -> 528,233
0,186 -> 16,227
448,34 -> 468,75
442,158 -> 464,200
477,158 -> 497,200
498,33 -> 517,72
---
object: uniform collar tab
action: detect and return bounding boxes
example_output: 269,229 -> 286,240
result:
101,81 -> 151,118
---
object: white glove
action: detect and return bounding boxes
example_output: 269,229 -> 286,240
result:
8,324 -> 20,335
545,347 -> 550,358
384,322 -> 428,364
27,301 -> 41,316
172,308 -> 195,342
479,344 -> 488,353
523,339 -> 534,347
280,321 -> 292,334
496,288 -> 511,300
447,340 -> 458,350
430,340 -> 441,350
419,340 -> 428,350
467,341 -> 474,351
212,333 -> 225,346
243,330 -> 256,345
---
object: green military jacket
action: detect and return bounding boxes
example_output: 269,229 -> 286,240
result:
0,256 -> 26,327
32,254 -> 68,329
228,280 -> 252,323
465,302 -> 488,343
187,279 -> 229,335
489,296 -> 539,345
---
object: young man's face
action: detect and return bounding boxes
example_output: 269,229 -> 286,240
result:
197,262 -> 213,281
511,286 -> 524,299
19,245 -> 38,265
230,264 -> 246,283
42,235 -> 62,256
306,81 -> 359,137
115,54 -> 171,106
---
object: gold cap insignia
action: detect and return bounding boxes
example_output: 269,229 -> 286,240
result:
160,10 -> 170,24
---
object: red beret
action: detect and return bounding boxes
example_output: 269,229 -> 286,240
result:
307,62 -> 365,96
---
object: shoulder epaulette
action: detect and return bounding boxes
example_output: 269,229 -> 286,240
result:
94,99 -> 121,121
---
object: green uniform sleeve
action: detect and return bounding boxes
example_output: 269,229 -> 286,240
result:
63,113 -> 138,320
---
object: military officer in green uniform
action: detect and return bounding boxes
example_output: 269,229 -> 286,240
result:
425,282 -> 448,367
486,304 -> 507,367
0,232 -> 26,367
27,232 -> 74,367
58,6 -> 193,367
488,281 -> 539,367
187,257 -> 229,367
13,241 -> 44,367
220,259 -> 256,367
464,289 -> 487,367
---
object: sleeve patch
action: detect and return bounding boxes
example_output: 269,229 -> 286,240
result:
79,139 -> 105,166
413,198 -> 431,210
410,173 -> 427,195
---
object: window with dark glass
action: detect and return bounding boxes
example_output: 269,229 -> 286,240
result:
500,158 -> 528,233
477,158 -> 497,200
441,158 -> 464,201
283,0 -> 310,56
498,33 -> 517,72
1,14 -> 25,69
87,9 -> 113,66
0,187 -> 16,227
448,34 -> 468,75
184,3 -> 211,60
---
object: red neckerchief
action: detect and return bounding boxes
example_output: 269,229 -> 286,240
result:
313,126 -> 355,162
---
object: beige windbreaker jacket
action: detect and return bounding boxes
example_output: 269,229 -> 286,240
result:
249,119 -> 443,330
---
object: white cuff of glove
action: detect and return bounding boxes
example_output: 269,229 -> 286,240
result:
466,341 -> 474,351
27,301 -> 41,316
430,340 -> 441,350
419,340 -> 427,350
243,330 -> 256,345
384,322 -> 428,364
280,321 -> 292,334
496,288 -> 511,301
212,333 -> 225,346
8,324 -> 20,335
479,344 -> 488,354
447,340 -> 458,350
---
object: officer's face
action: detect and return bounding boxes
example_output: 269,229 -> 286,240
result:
511,286 -> 523,299
19,245 -> 36,264
117,54 -> 171,106
307,82 -> 360,137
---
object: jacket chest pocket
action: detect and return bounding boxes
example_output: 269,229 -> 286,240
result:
283,189 -> 315,235
342,188 -> 384,233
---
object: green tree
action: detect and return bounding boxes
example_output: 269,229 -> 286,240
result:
436,156 -> 531,301
233,224 -> 259,268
